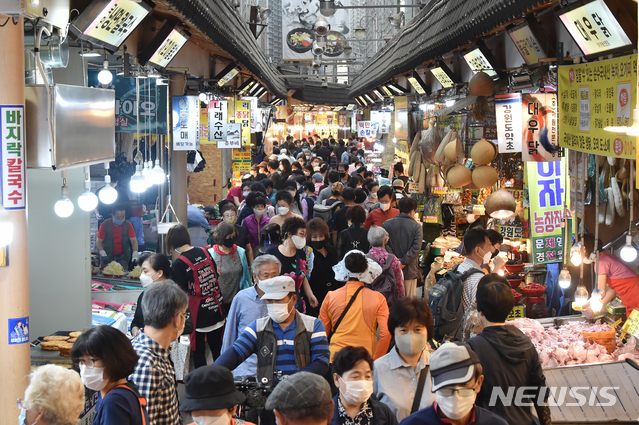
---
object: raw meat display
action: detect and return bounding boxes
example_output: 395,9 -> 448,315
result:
506,319 -> 639,368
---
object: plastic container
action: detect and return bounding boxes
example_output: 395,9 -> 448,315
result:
508,277 -> 523,288
526,296 -> 549,319
505,263 -> 525,274
520,284 -> 547,298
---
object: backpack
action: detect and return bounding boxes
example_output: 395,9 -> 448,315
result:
313,200 -> 343,224
428,264 -> 484,342
366,253 -> 398,308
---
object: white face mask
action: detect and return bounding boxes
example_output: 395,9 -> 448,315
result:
80,364 -> 108,391
370,192 -> 378,199
267,300 -> 293,323
277,206 -> 290,216
339,377 -> 374,405
394,331 -> 428,356
193,413 -> 231,425
291,235 -> 306,250
480,248 -> 492,265
380,202 -> 391,211
287,190 -> 297,197
436,388 -> 477,420
254,208 -> 265,217
139,271 -> 157,288
300,192 -> 307,199
243,191 -> 250,198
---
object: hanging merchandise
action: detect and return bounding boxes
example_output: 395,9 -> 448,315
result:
468,71 -> 495,121
522,93 -> 560,162
494,93 -> 523,153
172,95 -> 200,151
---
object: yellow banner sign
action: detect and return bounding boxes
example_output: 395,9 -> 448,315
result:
558,54 -> 637,158
235,100 -> 251,147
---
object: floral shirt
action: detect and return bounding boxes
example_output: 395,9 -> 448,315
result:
367,247 -> 405,298
338,398 -> 373,425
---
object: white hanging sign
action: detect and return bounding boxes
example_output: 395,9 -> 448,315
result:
208,101 -> 228,142
495,93 -> 523,154
357,120 -> 372,138
172,96 -> 199,151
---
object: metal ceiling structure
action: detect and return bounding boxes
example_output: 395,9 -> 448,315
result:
286,78 -> 357,105
348,0 -> 555,97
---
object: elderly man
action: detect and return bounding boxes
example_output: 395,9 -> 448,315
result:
221,254 -> 281,377
130,280 -> 188,425
266,372 -> 334,425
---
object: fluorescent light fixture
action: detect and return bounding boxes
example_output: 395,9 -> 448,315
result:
334,106 -> 343,112
255,87 -> 268,98
364,94 -> 375,104
557,0 -> 633,59
215,63 -> 241,87
407,71 -> 429,95
138,20 -> 191,69
270,97 -> 282,106
69,0 -> 155,51
507,17 -> 549,65
358,96 -> 368,106
79,50 -> 102,57
237,78 -> 256,95
248,83 -> 263,96
354,98 -> 363,107
346,103 -> 356,110
463,42 -> 503,77
372,89 -> 384,101
386,82 -> 407,95
381,85 -> 393,97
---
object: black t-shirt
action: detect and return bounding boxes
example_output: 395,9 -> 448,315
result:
235,224 -> 250,249
337,225 -> 370,259
171,247 -> 224,329
333,205 -> 350,234
317,147 -> 332,163
309,246 -> 341,305
267,246 -> 305,275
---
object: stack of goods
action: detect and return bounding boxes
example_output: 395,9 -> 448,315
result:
432,236 -> 461,251
102,261 -> 126,277
507,319 -> 639,368
40,331 -> 82,357
127,266 -> 143,279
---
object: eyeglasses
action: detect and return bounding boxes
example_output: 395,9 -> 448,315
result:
73,357 -> 100,367
223,214 -> 237,219
438,387 -> 477,397
17,398 -> 26,410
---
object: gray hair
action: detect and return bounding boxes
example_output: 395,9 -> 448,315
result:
251,254 -> 282,275
367,225 -> 389,248
142,280 -> 188,329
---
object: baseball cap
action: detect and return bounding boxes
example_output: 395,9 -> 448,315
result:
430,342 -> 481,392
265,372 -> 332,411
180,365 -> 245,412
260,276 -> 296,300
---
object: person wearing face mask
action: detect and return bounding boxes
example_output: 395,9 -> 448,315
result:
400,342 -> 507,425
130,281 -> 188,425
373,298 -> 435,421
18,364 -> 84,425
363,181 -> 380,212
460,274 -> 509,342
338,162 -> 350,184
210,222 -> 252,314
222,255 -> 281,377
283,180 -> 311,221
267,217 -> 319,312
227,181 -> 252,207
457,228 -> 492,314
70,326 -> 149,425
220,204 -> 253,266
479,230 -> 505,274
320,251 -> 390,361
167,225 -> 226,368
180,365 -> 253,425
215,276 -> 330,386
242,193 -> 271,250
268,190 -> 302,228
131,254 -> 173,336
96,203 -> 139,270
301,181 -> 318,205
306,219 -> 341,316
363,186 -> 398,229
337,206 -> 370,260
467,280 -> 550,425
329,346 -> 397,425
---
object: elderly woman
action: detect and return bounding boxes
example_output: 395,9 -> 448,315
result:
18,364 -> 84,425
71,325 -> 149,424
307,218 -> 341,316
210,222 -> 252,313
366,226 -> 405,305
320,250 -> 391,361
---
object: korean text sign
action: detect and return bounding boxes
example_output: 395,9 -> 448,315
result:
522,93 -> 560,162
357,121 -> 372,138
495,94 -> 523,153
558,54 -> 637,158
527,160 -> 571,265
208,101 -> 228,143
235,101 -> 251,147
172,96 -> 199,151
1,105 -> 26,210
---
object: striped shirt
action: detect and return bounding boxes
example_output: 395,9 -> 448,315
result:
231,316 -> 330,376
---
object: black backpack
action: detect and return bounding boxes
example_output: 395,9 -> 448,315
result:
428,265 -> 484,342
366,253 -> 399,309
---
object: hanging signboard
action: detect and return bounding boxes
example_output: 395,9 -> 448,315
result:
172,96 -> 199,151
569,150 -> 587,218
527,159 -> 571,265
357,121 -> 372,138
558,54 -> 637,159
522,92 -> 560,162
220,123 -> 241,149
200,107 -> 208,145
235,100 -> 251,147
495,93 -> 523,153
208,101 -> 228,144
1,105 -> 26,210
370,110 -> 391,134
316,112 -> 327,126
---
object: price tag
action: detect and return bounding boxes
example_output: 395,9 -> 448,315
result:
620,309 -> 639,340
506,306 -> 525,321
408,182 -> 419,194
423,215 -> 438,224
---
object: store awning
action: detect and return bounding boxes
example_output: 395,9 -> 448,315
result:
158,0 -> 288,98
348,0 -> 550,98
286,78 -> 357,106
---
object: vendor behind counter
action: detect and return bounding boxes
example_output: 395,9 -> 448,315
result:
583,234 -> 639,318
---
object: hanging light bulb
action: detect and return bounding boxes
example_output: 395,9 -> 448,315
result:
97,56 -> 113,85
130,164 -> 146,193
570,242 -> 583,266
141,161 -> 153,188
0,204 -> 14,247
558,266 -> 571,289
152,159 -> 165,184
99,174 -> 118,204
574,283 -> 589,307
620,235 -> 637,262
54,175 -> 74,218
77,166 -> 98,212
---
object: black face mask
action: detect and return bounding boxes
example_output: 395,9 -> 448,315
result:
491,248 -> 499,259
223,237 -> 236,248
309,239 -> 327,250
339,172 -> 346,178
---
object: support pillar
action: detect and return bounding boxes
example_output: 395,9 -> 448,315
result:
169,75 -> 187,257
0,14 -> 30,422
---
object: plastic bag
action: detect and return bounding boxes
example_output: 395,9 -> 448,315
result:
420,125 -> 441,165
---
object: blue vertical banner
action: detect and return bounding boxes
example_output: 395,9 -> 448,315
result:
8,316 -> 29,345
